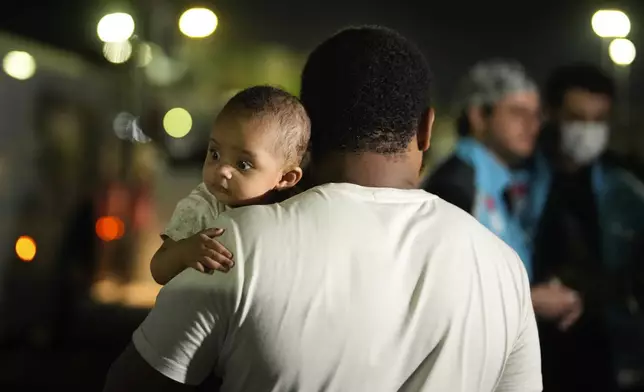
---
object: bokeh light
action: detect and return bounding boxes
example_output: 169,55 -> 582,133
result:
3,51 -> 36,80
163,108 -> 193,138
609,38 -> 636,66
137,42 -> 153,67
15,236 -> 37,262
97,12 -> 135,43
591,10 -> 631,38
103,41 -> 133,64
179,8 -> 218,38
96,216 -> 125,242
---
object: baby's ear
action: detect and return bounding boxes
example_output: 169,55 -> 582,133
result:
276,167 -> 303,190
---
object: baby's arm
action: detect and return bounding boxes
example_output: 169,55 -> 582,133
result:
151,229 -> 232,285
150,193 -> 233,285
151,236 -> 187,286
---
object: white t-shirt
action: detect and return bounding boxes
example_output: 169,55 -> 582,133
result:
162,182 -> 229,241
134,183 -> 541,392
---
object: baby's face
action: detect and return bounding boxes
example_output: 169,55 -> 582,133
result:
203,114 -> 285,207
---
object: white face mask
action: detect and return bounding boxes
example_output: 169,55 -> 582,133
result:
559,121 -> 609,165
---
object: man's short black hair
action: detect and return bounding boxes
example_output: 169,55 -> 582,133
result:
545,63 -> 615,108
221,85 -> 310,166
300,26 -> 432,156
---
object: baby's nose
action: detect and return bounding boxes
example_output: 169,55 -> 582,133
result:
219,165 -> 233,180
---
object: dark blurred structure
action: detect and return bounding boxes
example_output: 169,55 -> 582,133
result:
0,33 -> 154,389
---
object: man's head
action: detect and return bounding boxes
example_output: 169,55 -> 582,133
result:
300,26 -> 434,186
456,60 -> 541,164
204,85 -> 310,206
544,63 -> 614,166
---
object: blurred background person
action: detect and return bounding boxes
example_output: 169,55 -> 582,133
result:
424,59 -> 597,391
423,60 -> 541,272
526,63 -> 644,392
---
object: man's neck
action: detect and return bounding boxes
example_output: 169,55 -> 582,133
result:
488,148 -> 513,169
474,137 -> 516,169
312,152 -> 420,189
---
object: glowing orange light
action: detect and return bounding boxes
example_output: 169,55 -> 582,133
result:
96,216 -> 125,242
15,236 -> 37,262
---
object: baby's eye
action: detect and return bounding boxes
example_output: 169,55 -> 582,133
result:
237,161 -> 253,171
209,149 -> 220,160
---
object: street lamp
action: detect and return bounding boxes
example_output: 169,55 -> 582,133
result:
608,38 -> 636,128
591,9 -> 631,70
3,51 -> 36,80
103,41 -> 133,64
97,12 -> 135,43
179,8 -> 218,38
591,10 -> 631,38
609,38 -> 636,66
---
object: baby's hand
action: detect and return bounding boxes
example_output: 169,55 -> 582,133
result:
176,228 -> 234,273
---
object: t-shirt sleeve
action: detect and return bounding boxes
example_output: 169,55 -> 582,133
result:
132,215 -> 241,385
162,193 -> 222,241
495,254 -> 543,392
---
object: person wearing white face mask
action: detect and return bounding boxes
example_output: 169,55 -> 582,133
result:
559,120 -> 610,166
525,63 -> 644,392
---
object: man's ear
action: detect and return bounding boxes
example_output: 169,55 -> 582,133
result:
417,108 -> 435,152
276,167 -> 303,190
467,106 -> 488,139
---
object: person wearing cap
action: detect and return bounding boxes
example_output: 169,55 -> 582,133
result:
424,60 -> 541,273
424,59 -> 584,330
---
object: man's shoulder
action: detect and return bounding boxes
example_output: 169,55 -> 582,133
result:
432,196 -> 525,268
432,196 -> 495,237
218,188 -> 324,236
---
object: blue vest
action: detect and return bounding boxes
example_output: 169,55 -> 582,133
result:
454,138 -> 533,280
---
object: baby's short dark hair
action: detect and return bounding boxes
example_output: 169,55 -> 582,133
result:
221,85 -> 310,166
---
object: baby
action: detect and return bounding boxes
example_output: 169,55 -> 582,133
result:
151,85 -> 310,285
